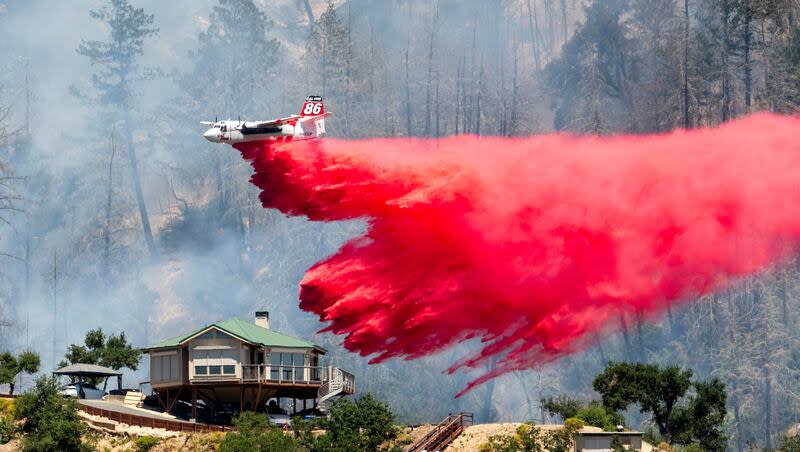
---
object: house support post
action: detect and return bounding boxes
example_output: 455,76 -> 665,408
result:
167,388 -> 183,413
191,387 -> 197,422
255,385 -> 263,411
156,389 -> 168,412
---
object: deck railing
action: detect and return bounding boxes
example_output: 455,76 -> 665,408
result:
240,365 -> 327,384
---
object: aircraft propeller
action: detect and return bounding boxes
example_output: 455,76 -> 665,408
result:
200,116 -> 219,126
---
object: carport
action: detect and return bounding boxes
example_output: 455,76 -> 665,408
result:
53,363 -> 122,394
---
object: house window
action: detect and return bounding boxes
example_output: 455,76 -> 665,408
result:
282,353 -> 293,380
311,355 -> 320,381
270,352 -> 281,380
267,352 -> 308,381
192,346 -> 238,378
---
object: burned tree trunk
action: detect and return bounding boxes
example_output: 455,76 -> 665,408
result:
103,133 -> 117,281
405,45 -> 413,137
764,365 -> 772,449
721,0 -> 732,122
301,0 -> 315,31
455,57 -> 463,135
424,1 -> 440,137
743,0 -> 753,112
123,108 -> 158,262
683,0 -> 690,128
480,357 -> 499,423
526,0 -> 542,70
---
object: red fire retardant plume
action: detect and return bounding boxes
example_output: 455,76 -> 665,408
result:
234,113 -> 800,396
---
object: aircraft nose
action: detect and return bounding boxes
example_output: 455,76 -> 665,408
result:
203,128 -> 219,142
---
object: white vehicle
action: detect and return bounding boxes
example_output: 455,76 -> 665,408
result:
268,413 -> 292,427
266,400 -> 291,427
202,96 -> 330,145
59,382 -> 107,400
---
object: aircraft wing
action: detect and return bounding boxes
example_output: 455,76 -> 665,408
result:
250,112 -> 330,128
251,115 -> 300,128
296,112 -> 332,122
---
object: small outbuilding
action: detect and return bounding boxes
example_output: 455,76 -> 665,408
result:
53,363 -> 122,391
573,431 -> 644,451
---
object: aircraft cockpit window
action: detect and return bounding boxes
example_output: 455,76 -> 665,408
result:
220,125 -> 227,132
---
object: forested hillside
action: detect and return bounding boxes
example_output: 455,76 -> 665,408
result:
1,0 -> 800,450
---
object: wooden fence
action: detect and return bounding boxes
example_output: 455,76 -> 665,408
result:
79,404 -> 236,433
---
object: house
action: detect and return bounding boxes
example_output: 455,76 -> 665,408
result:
141,311 -> 354,422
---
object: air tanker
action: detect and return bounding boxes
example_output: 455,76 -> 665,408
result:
202,96 -> 330,145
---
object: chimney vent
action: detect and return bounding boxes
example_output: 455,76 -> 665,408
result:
255,311 -> 270,329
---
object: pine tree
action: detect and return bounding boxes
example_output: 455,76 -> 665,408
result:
77,0 -> 160,262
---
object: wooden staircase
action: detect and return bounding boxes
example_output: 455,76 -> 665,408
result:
408,412 -> 474,452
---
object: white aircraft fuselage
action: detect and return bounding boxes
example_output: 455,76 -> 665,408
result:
202,96 -> 329,145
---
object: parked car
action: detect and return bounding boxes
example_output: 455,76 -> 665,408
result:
266,400 -> 291,427
295,407 -> 327,421
268,412 -> 291,427
212,403 -> 238,426
59,382 -> 106,400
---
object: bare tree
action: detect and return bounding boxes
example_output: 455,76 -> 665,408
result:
424,0 -> 440,137
683,0 -> 691,128
300,0 -> 315,30
526,0 -> 542,70
102,133 -> 117,281
0,96 -> 22,232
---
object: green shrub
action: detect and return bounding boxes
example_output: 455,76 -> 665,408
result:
643,425 -> 663,445
542,425 -> 576,452
0,398 -> 14,417
481,433 -> 523,452
311,394 -> 398,452
15,376 -> 89,452
134,435 -> 160,451
575,401 -> 623,431
481,422 -> 578,452
515,422 -> 544,452
611,436 -> 626,452
219,411 -> 304,452
778,435 -> 800,452
0,416 -> 14,444
397,433 -> 413,445
676,444 -> 705,452
541,396 -> 582,421
564,417 -> 584,430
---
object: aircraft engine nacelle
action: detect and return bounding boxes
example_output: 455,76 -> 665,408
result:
281,124 -> 295,136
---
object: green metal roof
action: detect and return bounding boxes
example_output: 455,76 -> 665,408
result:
143,318 -> 324,352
